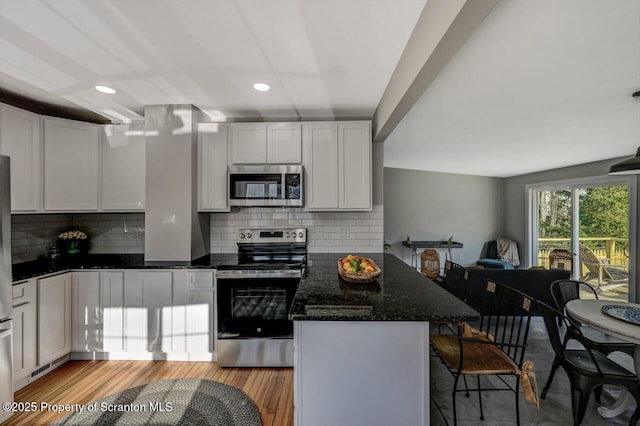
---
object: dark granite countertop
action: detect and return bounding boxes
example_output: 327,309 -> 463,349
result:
12,253 -> 236,282
290,253 -> 478,322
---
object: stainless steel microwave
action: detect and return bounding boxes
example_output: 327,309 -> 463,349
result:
228,165 -> 303,207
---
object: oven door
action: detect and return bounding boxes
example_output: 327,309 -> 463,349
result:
216,274 -> 299,338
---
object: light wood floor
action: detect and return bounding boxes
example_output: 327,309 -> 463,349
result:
5,360 -> 294,426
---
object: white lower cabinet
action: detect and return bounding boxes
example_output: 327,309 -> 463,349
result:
38,273 -> 72,365
124,271 -> 174,355
12,280 -> 37,385
30,268 -> 215,363
294,321 -> 430,426
184,271 -> 216,359
71,271 -> 101,352
100,271 -> 126,353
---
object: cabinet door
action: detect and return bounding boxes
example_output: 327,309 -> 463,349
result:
230,123 -> 267,164
101,271 -> 125,353
302,122 -> 339,209
71,272 -> 101,352
184,271 -> 214,355
0,105 -> 41,211
124,271 -> 173,353
101,124 -> 145,210
267,123 -> 301,163
38,273 -> 72,365
12,281 -> 36,381
198,123 -> 229,211
44,118 -> 99,211
338,122 -> 371,210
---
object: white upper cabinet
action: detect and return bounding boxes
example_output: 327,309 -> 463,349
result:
303,122 -> 339,209
0,104 -> 42,212
198,123 -> 229,211
267,123 -> 301,163
44,117 -> 99,211
338,122 -> 371,210
101,124 -> 145,210
230,122 -> 301,164
230,123 -> 267,164
303,121 -> 371,211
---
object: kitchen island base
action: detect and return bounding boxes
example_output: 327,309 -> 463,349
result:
293,320 -> 429,426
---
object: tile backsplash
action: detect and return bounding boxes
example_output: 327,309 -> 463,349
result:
11,213 -> 145,263
11,206 -> 384,263
209,205 -> 384,253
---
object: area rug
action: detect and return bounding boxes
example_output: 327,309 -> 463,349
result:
53,378 -> 262,425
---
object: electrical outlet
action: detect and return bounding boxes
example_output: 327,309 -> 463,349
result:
339,227 -> 350,238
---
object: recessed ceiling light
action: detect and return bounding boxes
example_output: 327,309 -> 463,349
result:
95,85 -> 116,94
253,83 -> 270,92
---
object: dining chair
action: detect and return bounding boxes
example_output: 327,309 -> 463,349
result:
537,301 -> 640,426
430,280 -> 533,425
437,261 -> 469,300
542,279 -> 636,400
433,261 -> 469,335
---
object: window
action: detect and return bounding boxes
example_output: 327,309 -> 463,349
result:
527,175 -> 637,303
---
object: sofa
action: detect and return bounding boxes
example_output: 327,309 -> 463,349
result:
456,267 -> 571,315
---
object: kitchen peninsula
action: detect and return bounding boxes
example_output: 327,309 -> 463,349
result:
290,254 -> 478,426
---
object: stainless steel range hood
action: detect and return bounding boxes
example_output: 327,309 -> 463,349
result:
144,105 -> 209,261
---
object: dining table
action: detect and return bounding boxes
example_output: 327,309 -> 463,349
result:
565,299 -> 640,419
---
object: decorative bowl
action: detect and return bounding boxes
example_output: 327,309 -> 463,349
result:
337,256 -> 382,283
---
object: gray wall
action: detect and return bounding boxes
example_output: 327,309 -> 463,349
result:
383,167 -> 504,266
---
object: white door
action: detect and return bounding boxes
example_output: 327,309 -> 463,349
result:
0,105 -> 41,211
267,123 -> 301,163
124,271 -> 173,354
529,178 -> 634,302
302,122 -> 339,209
71,272 -> 101,352
44,118 -> 99,211
12,280 -> 36,381
101,124 -> 145,210
198,123 -> 229,211
38,273 -> 72,365
338,122 -> 371,210
230,123 -> 267,164
101,271 -> 125,353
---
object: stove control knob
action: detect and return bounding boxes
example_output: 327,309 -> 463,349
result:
246,232 -> 252,239
285,232 -> 290,238
239,233 -> 245,239
298,231 -> 304,238
291,233 -> 296,239
257,327 -> 262,333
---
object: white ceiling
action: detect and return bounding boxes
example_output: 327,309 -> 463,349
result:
384,0 -> 640,177
1,0 -> 639,178
0,0 -> 426,122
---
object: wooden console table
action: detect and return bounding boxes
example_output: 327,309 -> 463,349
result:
402,240 -> 464,269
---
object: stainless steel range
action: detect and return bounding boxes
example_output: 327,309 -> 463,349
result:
216,228 -> 306,367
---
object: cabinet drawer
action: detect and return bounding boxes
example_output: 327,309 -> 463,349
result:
12,281 -> 35,307
186,271 -> 215,289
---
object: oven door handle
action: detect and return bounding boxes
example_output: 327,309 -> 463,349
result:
216,270 -> 302,279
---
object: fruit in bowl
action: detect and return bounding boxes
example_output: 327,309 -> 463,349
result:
338,254 -> 381,283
